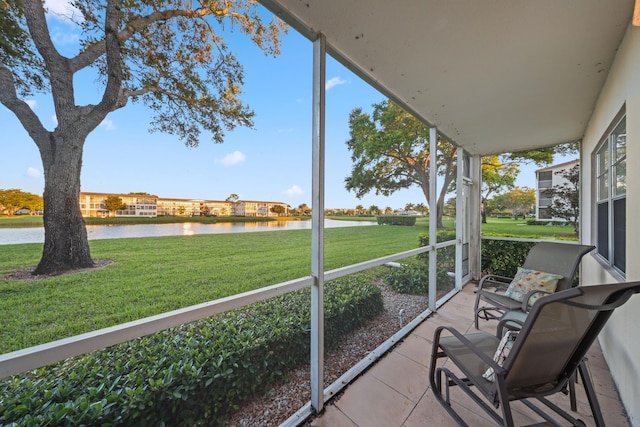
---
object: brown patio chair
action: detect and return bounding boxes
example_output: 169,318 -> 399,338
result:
430,281 -> 640,427
474,241 -> 595,329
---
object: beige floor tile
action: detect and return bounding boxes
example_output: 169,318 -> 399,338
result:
333,374 -> 415,427
308,405 -> 357,427
403,387 -> 496,427
411,316 -> 440,341
596,391 -> 631,426
393,333 -> 431,367
369,351 -> 430,403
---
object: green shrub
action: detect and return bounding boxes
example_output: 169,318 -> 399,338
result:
384,262 -> 452,294
417,230 -> 456,266
526,219 -> 569,226
0,277 -> 383,426
385,230 -> 457,295
385,262 -> 430,294
480,239 -> 536,277
376,215 -> 417,226
384,230 -> 456,295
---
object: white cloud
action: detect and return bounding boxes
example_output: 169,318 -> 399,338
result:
100,118 -> 116,131
25,100 -> 37,109
45,0 -> 81,22
284,184 -> 304,197
326,77 -> 347,90
27,167 -> 42,178
52,30 -> 80,45
51,115 -> 58,126
219,151 -> 246,166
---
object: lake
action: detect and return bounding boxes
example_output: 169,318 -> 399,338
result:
0,219 -> 378,245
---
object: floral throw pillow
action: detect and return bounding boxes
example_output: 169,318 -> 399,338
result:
504,267 -> 563,306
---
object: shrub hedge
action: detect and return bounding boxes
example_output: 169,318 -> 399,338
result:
376,215 -> 417,226
0,277 -> 383,426
480,239 -> 536,277
384,230 -> 456,294
526,219 -> 569,226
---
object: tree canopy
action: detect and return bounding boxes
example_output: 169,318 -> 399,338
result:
345,100 -> 457,227
480,155 -> 518,223
543,164 -> 580,232
0,0 -> 285,275
0,188 -> 43,215
492,187 -> 536,219
104,195 -> 127,215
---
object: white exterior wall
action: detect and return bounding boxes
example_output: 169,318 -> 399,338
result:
536,161 -> 579,221
580,25 -> 640,426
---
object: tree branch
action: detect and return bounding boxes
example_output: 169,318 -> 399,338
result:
93,0 -> 123,120
70,5 -> 236,73
22,0 -> 66,67
0,62 -> 50,151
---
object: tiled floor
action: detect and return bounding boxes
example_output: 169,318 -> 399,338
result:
309,284 -> 629,427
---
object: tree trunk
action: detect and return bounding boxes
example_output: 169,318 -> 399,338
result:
481,199 -> 487,224
34,135 -> 93,275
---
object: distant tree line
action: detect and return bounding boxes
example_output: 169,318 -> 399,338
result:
0,189 -> 43,215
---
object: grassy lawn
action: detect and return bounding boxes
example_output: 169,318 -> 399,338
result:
0,215 -> 44,228
0,215 -> 578,353
0,225 -> 427,353
481,217 -> 577,240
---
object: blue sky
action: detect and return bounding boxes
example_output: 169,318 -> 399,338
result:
0,2 -> 545,210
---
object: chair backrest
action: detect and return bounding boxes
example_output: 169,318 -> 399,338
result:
503,281 -> 640,393
522,242 -> 595,291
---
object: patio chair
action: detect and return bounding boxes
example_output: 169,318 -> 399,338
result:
474,242 -> 595,329
430,281 -> 640,427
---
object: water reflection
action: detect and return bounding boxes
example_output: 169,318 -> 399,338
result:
182,223 -> 194,236
0,219 -> 377,245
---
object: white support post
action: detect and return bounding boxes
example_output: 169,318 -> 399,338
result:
310,33 -> 326,412
470,154 -> 482,281
429,127 -> 438,311
455,149 -> 464,290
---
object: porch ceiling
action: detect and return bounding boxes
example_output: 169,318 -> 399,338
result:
260,0 -> 633,155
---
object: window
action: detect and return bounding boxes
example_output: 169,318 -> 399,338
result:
537,171 -> 553,189
595,114 -> 626,274
538,190 -> 552,207
539,207 -> 552,220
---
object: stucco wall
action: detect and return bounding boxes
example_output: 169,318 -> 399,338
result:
580,25 -> 640,426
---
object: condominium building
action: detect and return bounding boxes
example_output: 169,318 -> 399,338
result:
80,192 -> 158,218
535,159 -> 579,221
79,192 -> 288,218
156,198 -> 203,217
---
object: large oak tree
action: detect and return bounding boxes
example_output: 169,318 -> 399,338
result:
345,100 -> 457,228
0,0 -> 285,275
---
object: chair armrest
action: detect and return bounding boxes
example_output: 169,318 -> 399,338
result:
478,274 -> 514,293
433,325 -> 506,376
497,316 -> 525,337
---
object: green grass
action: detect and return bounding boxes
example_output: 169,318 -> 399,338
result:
0,215 -> 43,228
0,225 -> 427,353
0,214 -> 578,354
481,217 -> 577,240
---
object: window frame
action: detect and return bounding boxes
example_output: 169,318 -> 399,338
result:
593,109 -> 626,276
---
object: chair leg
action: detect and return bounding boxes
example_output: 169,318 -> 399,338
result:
569,372 -> 577,412
578,359 -> 606,427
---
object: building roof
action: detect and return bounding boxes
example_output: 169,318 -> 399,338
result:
80,191 -> 158,198
536,159 -> 580,173
260,0 -> 633,155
